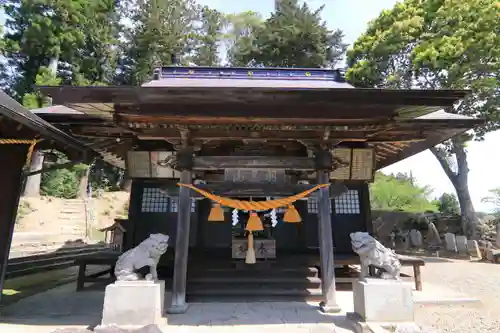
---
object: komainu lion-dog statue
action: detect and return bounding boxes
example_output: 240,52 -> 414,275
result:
350,231 -> 401,280
114,233 -> 169,281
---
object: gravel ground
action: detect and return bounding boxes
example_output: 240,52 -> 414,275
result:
402,258 -> 500,333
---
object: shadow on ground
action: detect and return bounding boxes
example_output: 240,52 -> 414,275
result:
0,283 -> 354,329
2,240 -> 112,307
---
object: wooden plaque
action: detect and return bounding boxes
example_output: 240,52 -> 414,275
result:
224,168 -> 285,183
127,151 -> 151,178
232,239 -> 276,259
351,148 -> 374,181
330,148 -> 352,180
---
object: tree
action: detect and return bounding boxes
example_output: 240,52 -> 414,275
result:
224,11 -> 264,67
438,193 -> 460,215
119,0 -> 199,85
190,6 -> 225,66
346,0 -> 500,237
482,188 -> 500,217
2,0 -> 89,100
370,172 -> 438,213
230,0 -> 347,68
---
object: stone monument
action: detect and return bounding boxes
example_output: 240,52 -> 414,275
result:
99,233 -> 170,329
455,235 -> 468,255
467,240 -> 482,259
444,233 -> 457,252
409,229 -> 423,248
496,223 -> 500,248
425,222 -> 441,247
348,232 -> 414,325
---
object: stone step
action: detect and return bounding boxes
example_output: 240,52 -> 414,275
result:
59,211 -> 86,215
187,286 -> 323,298
188,276 -> 322,289
189,267 -> 319,278
57,218 -> 87,222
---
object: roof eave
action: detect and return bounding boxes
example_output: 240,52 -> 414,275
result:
0,91 -> 95,158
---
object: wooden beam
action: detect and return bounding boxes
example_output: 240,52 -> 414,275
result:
193,156 -> 316,170
40,85 -> 468,107
159,181 -> 349,198
112,127 -> 428,143
167,170 -> 192,314
163,182 -> 312,197
115,103 -> 397,120
316,170 -> 341,313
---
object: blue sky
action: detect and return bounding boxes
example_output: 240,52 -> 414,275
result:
2,1 -> 499,211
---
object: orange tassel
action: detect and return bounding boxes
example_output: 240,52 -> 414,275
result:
245,232 -> 256,264
208,203 -> 225,221
245,212 -> 264,231
284,204 -> 301,223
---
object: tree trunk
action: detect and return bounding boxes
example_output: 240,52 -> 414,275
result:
23,150 -> 44,197
430,137 -> 479,238
78,166 -> 91,199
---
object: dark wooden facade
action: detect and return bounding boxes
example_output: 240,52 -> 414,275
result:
126,180 -> 370,256
35,66 -> 482,312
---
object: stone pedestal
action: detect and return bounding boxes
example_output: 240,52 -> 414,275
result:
353,278 -> 414,323
101,280 -> 165,327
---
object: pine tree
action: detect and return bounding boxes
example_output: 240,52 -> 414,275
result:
232,0 -> 347,68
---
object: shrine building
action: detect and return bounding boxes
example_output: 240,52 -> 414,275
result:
14,66 -> 481,312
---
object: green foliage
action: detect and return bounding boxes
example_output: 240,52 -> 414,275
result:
190,6 -> 225,66
224,11 -> 264,67
231,0 -> 347,67
346,0 -> 500,237
41,168 -> 80,199
370,172 -> 438,213
22,67 -> 62,109
346,0 -> 500,135
482,188 -> 500,217
438,193 -> 460,215
119,0 -> 200,85
88,159 -> 124,192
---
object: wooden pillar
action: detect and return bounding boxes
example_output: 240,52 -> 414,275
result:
168,149 -> 193,314
0,144 -> 28,302
315,150 -> 341,313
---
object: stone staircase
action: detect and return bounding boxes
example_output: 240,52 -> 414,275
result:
55,199 -> 88,239
187,258 -> 323,302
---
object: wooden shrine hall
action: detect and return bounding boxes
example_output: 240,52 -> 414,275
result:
36,66 -> 481,313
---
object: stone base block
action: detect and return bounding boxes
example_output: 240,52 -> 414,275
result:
347,313 -> 422,333
93,324 -> 163,333
101,280 -> 165,326
353,278 -> 414,323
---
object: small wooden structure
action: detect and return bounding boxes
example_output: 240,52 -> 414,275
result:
98,219 -> 127,252
36,66 -> 482,312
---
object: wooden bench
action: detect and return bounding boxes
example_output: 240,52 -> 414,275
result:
75,252 -> 120,291
396,255 -> 425,291
334,254 -> 425,291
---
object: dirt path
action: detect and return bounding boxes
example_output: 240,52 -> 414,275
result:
402,258 -> 500,333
